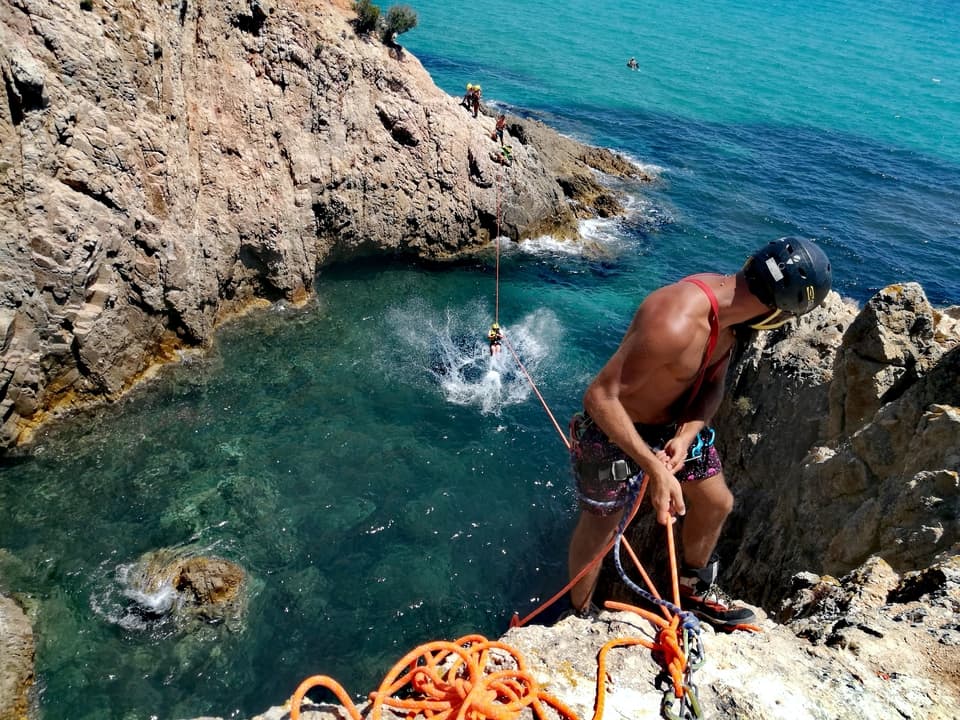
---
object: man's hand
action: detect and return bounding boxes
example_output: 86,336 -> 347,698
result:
657,435 -> 693,474
647,462 -> 685,525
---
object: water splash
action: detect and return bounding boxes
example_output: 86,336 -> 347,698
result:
386,301 -> 561,415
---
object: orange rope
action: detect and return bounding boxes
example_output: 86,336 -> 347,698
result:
665,521 -> 681,608
289,635 -> 579,720
592,637 -> 652,720
618,536 -> 672,621
289,675 -> 363,720
510,475 -> 649,627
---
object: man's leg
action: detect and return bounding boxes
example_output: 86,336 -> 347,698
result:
677,471 -> 756,627
568,508 -> 623,612
679,471 -> 734,567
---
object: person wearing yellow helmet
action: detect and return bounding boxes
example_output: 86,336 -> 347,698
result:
487,323 -> 503,355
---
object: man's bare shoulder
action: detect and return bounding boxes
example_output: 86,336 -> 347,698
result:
634,281 -> 708,343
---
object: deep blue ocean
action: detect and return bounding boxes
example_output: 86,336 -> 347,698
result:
1,2 -> 957,719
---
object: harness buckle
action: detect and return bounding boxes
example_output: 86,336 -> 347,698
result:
597,458 -> 631,484
611,459 -> 631,481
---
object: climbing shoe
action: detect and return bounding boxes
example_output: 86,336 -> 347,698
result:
678,557 -> 757,629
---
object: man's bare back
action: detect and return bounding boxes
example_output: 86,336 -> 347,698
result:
587,274 -> 736,425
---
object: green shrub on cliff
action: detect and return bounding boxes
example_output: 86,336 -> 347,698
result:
382,5 -> 418,42
352,0 -> 380,35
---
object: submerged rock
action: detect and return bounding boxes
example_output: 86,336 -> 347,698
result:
119,549 -> 247,633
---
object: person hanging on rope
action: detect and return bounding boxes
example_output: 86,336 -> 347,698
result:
487,323 -> 503,355
566,237 -> 832,628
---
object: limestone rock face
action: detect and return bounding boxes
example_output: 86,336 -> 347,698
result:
0,0 -> 642,450
0,594 -> 33,720
713,284 -> 959,608
828,283 -> 950,440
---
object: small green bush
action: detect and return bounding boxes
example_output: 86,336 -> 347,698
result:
80,0 -> 93,10
382,4 -> 417,41
352,0 -> 380,35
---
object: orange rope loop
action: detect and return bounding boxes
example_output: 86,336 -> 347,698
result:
592,638 -> 652,720
290,636 -> 578,720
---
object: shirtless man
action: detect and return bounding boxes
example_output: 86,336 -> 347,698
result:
567,237 -> 832,627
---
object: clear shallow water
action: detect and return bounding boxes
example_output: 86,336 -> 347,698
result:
2,1 -> 960,718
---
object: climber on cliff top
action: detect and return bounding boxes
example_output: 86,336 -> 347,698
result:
567,237 -> 832,628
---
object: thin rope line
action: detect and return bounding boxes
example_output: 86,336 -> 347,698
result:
502,335 -> 570,450
494,169 -> 502,325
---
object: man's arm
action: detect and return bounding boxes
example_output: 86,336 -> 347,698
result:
659,352 -> 731,473
581,316 -> 691,525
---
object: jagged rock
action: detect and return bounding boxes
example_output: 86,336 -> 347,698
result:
122,549 -> 247,632
0,594 -> 33,720
0,0 -> 642,451
828,282 -> 948,440
704,283 -> 960,609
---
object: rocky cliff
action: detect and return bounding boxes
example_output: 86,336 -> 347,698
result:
0,0 -> 643,449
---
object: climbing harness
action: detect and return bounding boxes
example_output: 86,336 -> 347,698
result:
488,323 -> 503,354
685,428 -> 715,463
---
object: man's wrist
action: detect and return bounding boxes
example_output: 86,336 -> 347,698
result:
676,421 -> 705,444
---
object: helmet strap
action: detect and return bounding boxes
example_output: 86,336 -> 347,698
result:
748,308 -> 792,331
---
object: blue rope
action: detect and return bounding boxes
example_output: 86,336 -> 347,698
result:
610,476 -> 701,634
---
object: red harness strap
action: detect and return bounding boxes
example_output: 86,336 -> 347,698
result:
679,277 -> 726,406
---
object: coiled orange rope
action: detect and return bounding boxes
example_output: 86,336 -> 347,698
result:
289,635 -> 578,720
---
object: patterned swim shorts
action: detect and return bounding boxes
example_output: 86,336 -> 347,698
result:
569,411 -> 722,516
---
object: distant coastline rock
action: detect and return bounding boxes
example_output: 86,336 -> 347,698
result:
0,593 -> 33,720
0,0 -> 646,451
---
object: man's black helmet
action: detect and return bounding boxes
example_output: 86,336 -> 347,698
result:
743,237 -> 832,316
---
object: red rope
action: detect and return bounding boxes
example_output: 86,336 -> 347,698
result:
502,335 -> 569,451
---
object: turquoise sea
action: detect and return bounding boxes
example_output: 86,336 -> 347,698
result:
1,1 -> 958,718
